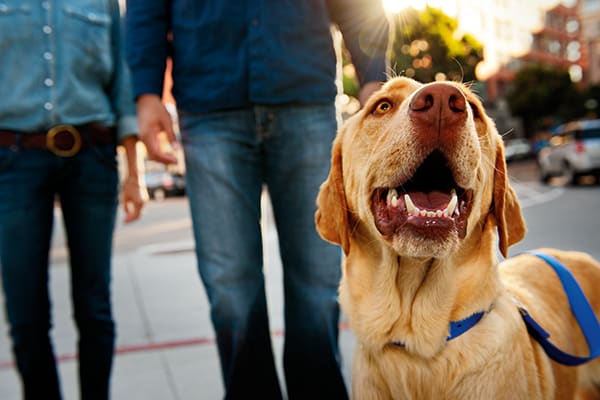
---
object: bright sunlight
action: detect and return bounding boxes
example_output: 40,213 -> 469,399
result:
382,0 -> 427,13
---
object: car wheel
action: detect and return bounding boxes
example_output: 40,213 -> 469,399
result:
562,162 -> 578,185
540,172 -> 551,184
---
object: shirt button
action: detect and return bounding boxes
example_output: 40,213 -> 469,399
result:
44,78 -> 54,87
44,52 -> 53,60
43,25 -> 52,34
44,102 -> 53,111
251,18 -> 259,26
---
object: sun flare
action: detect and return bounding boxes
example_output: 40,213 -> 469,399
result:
382,0 -> 427,13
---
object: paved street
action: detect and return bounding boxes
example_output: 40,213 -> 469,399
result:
0,159 -> 599,399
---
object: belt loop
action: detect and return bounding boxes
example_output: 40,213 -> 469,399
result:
13,132 -> 22,150
81,124 -> 92,147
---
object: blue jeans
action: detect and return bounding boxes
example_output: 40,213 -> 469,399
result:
179,104 -> 347,399
0,142 -> 119,400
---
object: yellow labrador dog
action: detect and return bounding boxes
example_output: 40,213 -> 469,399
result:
316,77 -> 600,399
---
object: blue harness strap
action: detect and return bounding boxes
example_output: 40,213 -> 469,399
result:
519,251 -> 600,366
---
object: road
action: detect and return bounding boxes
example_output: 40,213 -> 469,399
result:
49,159 -> 600,264
504,160 -> 600,262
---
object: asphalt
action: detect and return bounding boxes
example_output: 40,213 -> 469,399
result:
0,196 -> 356,400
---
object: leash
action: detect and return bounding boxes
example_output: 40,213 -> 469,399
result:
518,251 -> 600,366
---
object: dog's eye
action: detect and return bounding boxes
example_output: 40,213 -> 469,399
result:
373,100 -> 393,115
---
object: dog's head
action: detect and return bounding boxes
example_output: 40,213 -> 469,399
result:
316,77 -> 526,260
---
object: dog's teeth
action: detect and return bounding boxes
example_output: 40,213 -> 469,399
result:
387,188 -> 399,207
404,194 -> 416,214
404,191 -> 459,219
447,191 -> 458,216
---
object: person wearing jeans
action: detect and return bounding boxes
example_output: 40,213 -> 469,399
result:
0,1 -> 144,398
126,1 -> 389,398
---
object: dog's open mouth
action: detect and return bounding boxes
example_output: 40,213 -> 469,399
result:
371,151 -> 473,240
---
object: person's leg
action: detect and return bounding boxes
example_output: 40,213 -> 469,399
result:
59,144 -> 119,400
179,110 -> 282,399
0,147 -> 62,400
263,104 -> 348,399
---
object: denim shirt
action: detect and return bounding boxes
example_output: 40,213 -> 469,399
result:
126,0 -> 389,114
0,0 -> 137,141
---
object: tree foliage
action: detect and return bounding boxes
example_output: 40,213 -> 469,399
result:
506,64 -> 584,134
391,7 -> 484,83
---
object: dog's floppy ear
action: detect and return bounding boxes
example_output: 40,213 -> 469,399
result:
315,135 -> 350,254
493,141 -> 526,257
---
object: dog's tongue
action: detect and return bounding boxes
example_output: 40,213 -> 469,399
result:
408,191 -> 450,209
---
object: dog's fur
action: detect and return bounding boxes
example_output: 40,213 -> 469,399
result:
315,77 -> 600,399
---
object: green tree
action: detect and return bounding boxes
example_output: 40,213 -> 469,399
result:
506,64 -> 584,135
391,6 -> 483,83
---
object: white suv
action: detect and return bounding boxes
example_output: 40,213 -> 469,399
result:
538,119 -> 600,184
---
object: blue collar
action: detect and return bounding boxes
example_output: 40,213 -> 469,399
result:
516,251 -> 600,366
390,311 -> 485,348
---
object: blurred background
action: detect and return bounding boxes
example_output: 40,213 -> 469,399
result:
133,0 -> 600,196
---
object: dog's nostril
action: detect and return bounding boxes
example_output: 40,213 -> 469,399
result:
448,94 -> 466,113
409,92 -> 434,112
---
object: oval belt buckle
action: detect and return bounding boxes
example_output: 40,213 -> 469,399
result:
46,125 -> 82,157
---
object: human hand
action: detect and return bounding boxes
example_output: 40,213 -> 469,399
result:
136,94 -> 179,164
358,81 -> 384,106
121,176 -> 147,223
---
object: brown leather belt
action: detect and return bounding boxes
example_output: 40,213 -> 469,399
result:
0,123 -> 117,157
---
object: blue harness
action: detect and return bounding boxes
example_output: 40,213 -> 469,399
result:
391,251 -> 600,366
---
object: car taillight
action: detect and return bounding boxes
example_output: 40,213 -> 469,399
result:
575,140 -> 585,153
163,175 -> 174,188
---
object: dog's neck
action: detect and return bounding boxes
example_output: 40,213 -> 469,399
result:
340,221 -> 502,359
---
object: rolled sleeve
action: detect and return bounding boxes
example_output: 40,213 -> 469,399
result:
117,114 -> 139,141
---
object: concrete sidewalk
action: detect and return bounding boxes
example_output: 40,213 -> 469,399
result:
0,199 -> 355,400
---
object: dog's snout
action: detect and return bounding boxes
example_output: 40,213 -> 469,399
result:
409,83 -> 466,117
408,83 -> 468,147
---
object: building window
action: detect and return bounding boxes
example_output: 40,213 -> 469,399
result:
583,0 -> 600,13
566,19 -> 579,35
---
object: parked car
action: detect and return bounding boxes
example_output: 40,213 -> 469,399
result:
144,171 -> 186,200
537,119 -> 600,184
504,138 -> 533,162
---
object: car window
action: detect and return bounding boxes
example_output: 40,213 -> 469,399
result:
580,128 -> 600,139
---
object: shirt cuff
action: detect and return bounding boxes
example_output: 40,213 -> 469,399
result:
117,115 -> 139,141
